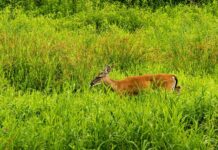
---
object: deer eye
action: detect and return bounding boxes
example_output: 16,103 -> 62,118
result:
96,76 -> 102,79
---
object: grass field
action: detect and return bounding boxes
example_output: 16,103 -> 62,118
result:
0,2 -> 218,149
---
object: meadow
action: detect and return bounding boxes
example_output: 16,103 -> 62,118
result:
0,1 -> 218,149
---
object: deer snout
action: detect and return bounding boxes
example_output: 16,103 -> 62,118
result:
90,82 -> 95,87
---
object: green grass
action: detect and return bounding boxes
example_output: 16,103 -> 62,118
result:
0,3 -> 218,149
0,76 -> 217,149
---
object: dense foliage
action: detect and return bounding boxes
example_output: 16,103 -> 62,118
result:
0,0 -> 216,15
0,1 -> 217,149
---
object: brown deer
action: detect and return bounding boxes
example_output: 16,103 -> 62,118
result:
90,66 -> 181,95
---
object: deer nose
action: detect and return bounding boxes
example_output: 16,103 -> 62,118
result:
90,82 -> 94,87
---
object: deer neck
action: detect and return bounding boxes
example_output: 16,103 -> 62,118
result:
102,76 -> 118,91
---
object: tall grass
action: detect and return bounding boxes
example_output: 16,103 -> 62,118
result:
0,2 -> 217,149
0,4 -> 217,91
0,78 -> 217,149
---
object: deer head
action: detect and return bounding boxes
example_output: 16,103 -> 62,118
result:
90,65 -> 112,87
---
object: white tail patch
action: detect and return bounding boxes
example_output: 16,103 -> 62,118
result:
172,76 -> 177,91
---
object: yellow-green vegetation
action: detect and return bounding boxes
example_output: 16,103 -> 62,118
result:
0,2 -> 218,149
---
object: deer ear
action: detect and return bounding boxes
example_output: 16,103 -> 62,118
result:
105,65 -> 112,74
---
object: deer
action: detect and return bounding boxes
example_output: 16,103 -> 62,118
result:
90,66 -> 181,95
